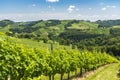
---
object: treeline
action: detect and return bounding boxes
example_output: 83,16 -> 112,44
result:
59,29 -> 120,56
0,37 -> 118,80
96,19 -> 120,28
0,20 -> 14,27
1,19 -> 120,56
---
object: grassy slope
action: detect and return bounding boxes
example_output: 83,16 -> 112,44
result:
83,63 -> 120,80
0,34 -> 80,80
68,22 -> 98,29
0,20 -> 98,32
1,33 -> 120,80
1,34 -> 73,51
112,25 -> 120,28
0,25 -> 10,32
0,20 -> 112,38
88,28 -> 110,35
18,38 -> 72,50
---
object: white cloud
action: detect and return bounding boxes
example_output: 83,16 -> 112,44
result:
48,5 -> 51,8
106,5 -> 110,8
101,5 -> 116,11
76,8 -> 79,11
77,14 -> 82,17
46,0 -> 59,3
32,4 -> 36,7
48,6 -> 56,11
52,8 -> 55,11
112,14 -> 117,17
102,7 -> 106,11
112,6 -> 116,8
107,5 -> 116,8
76,14 -> 120,21
88,8 -> 92,10
1,13 -> 120,22
0,13 -> 71,21
67,5 -> 76,13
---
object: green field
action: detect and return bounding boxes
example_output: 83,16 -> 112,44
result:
68,21 -> 98,30
1,19 -> 120,80
84,63 -> 120,80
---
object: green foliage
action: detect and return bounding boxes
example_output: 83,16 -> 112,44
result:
0,20 -> 14,27
96,20 -> 120,28
1,19 -> 120,56
0,36 -> 118,80
67,21 -> 98,30
85,63 -> 120,80
110,28 -> 120,36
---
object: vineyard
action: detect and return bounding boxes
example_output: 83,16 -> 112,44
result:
0,0 -> 120,79
0,35 -> 118,80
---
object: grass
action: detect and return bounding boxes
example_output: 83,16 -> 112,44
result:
18,38 -> 73,50
38,63 -> 120,80
34,69 -> 81,80
0,35 -> 80,80
83,63 -> 120,80
88,28 -> 110,35
112,25 -> 120,28
0,25 -> 10,32
68,21 -> 98,30
2,35 -> 73,51
1,34 -> 120,80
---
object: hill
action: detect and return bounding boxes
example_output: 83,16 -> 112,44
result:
0,19 -> 120,56
0,33 -> 118,80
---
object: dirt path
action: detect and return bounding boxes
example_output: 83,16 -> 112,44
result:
73,63 -> 120,80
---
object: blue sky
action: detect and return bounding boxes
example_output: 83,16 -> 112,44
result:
0,0 -> 120,21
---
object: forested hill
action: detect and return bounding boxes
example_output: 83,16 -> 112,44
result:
0,19 -> 120,56
96,20 -> 120,28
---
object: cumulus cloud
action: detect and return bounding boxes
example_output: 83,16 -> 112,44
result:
88,8 -> 92,10
76,8 -> 79,11
32,4 -> 36,7
107,5 -> 116,8
1,13 -> 120,22
76,14 -> 120,21
48,5 -> 51,8
101,5 -> 117,11
112,6 -> 116,8
50,7 -> 56,11
0,13 -> 72,21
102,7 -> 106,11
48,5 -> 56,11
67,5 -> 76,13
46,0 -> 59,3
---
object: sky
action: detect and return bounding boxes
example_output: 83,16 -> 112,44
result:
0,0 -> 120,21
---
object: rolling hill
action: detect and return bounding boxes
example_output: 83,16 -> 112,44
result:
1,19 -> 120,56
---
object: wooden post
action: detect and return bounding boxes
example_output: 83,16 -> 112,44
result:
49,75 -> 51,80
52,75 -> 54,80
75,70 -> 77,77
68,72 -> 70,80
80,68 -> 82,76
60,74 -> 64,80
50,43 -> 54,80
51,43 -> 54,53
